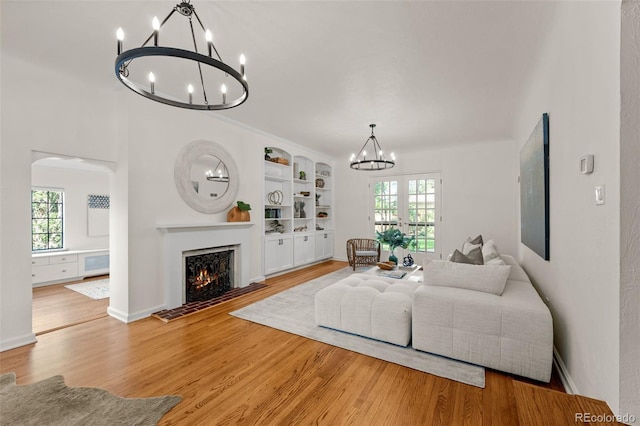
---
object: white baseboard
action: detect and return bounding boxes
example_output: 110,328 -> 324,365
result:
107,304 -> 166,323
0,332 -> 37,352
250,275 -> 266,283
553,346 -> 578,395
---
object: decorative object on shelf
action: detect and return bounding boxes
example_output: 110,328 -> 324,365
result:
269,220 -> 285,233
315,193 -> 321,206
267,190 -> 283,205
114,1 -> 248,111
318,170 -> 331,177
375,228 -> 415,264
402,253 -> 414,267
299,201 -> 306,218
299,171 -> 306,180
315,178 -> 325,188
294,225 -> 308,232
350,124 -> 396,171
265,208 -> 281,218
316,224 -> 324,230
269,157 -> 289,165
317,211 -> 328,218
300,191 -> 310,197
264,147 -> 273,161
227,201 -> 251,222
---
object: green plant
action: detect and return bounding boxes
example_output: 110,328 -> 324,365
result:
236,201 -> 251,211
375,228 -> 415,251
264,147 -> 273,155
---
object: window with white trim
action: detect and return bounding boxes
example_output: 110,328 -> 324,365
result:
31,188 -> 64,251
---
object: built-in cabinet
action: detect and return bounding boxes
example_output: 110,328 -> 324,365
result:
32,249 -> 110,287
264,235 -> 293,275
263,148 -> 333,275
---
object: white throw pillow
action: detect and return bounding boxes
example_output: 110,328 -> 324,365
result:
462,241 -> 482,255
481,239 -> 501,263
423,260 -> 511,296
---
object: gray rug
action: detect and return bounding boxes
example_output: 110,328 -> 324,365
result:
230,267 -> 485,388
0,373 -> 181,425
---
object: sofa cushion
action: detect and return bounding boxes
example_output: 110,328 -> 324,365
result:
450,248 -> 484,265
423,260 -> 511,296
500,255 -> 532,282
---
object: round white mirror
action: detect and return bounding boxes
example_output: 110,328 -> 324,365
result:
174,140 -> 239,213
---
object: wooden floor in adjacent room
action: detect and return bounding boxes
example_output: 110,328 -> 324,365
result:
3,261 -> 619,425
32,275 -> 110,335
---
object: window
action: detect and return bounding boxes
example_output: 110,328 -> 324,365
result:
31,188 -> 64,251
371,173 -> 441,262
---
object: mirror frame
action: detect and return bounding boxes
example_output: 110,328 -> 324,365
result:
174,140 -> 239,214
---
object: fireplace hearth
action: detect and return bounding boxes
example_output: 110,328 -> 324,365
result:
184,247 -> 235,303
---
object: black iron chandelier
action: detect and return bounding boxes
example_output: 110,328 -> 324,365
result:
350,124 -> 396,170
114,1 -> 248,110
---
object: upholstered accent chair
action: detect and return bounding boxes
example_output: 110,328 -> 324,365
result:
346,239 -> 381,271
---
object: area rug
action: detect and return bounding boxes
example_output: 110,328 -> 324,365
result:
65,279 -> 109,300
0,373 -> 181,426
230,268 -> 485,388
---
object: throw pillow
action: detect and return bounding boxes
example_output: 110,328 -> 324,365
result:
481,239 -> 501,263
450,248 -> 484,265
467,235 -> 484,245
423,260 -> 511,296
461,235 -> 483,254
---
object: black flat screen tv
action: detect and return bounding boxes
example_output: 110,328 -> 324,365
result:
520,113 -> 550,260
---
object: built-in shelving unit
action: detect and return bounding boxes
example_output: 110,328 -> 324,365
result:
263,149 -> 333,275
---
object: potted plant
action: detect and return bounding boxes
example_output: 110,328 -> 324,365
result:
264,147 -> 273,161
375,228 -> 415,264
227,201 -> 251,222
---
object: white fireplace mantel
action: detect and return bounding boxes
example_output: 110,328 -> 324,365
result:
157,222 -> 254,231
158,222 -> 254,309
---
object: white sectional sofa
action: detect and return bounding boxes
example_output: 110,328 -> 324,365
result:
315,254 -> 553,382
412,255 -> 553,382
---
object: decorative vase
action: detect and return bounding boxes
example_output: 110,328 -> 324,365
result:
300,202 -> 306,218
389,248 -> 398,265
227,206 -> 250,222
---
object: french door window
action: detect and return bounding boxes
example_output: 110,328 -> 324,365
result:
371,173 -> 441,261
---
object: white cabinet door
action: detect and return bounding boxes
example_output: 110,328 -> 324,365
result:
315,231 -> 334,260
294,233 -> 315,267
264,235 -> 293,275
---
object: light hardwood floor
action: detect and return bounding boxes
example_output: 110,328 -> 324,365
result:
3,261 -> 618,425
32,275 -> 110,335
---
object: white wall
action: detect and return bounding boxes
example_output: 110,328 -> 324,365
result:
107,91 -> 334,322
0,53 -> 118,350
334,139 -> 518,261
31,165 -> 110,251
513,0 -> 622,414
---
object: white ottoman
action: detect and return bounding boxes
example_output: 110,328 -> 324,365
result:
314,275 -> 417,346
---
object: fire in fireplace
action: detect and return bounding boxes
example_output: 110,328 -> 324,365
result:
184,247 -> 235,303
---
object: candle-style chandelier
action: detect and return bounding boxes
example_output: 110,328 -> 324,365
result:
350,124 -> 396,170
114,1 -> 248,110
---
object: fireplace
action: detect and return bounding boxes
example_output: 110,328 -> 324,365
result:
182,246 -> 237,303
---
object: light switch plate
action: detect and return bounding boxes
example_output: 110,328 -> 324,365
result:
580,155 -> 594,174
595,185 -> 605,205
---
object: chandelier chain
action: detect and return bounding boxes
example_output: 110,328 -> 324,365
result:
188,18 -> 209,105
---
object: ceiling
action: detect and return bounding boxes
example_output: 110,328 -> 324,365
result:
2,1 -> 558,158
